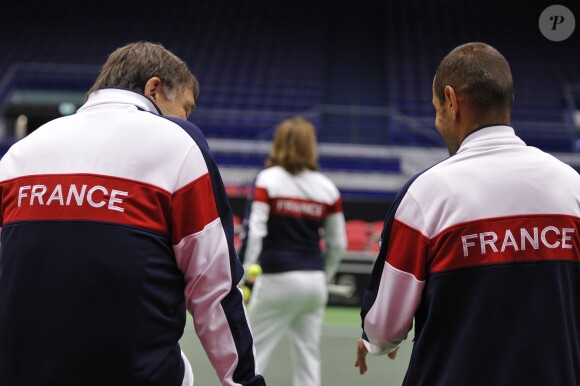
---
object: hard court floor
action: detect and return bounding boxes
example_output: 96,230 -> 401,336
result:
180,306 -> 414,386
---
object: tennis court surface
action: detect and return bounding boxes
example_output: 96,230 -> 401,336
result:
181,305 -> 414,385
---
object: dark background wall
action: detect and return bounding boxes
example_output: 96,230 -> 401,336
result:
1,0 -> 579,224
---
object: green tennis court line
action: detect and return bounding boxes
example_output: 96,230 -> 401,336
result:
324,306 -> 360,327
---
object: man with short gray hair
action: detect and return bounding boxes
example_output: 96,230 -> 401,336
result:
0,41 -> 266,386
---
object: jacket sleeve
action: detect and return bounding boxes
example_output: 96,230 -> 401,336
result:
241,182 -> 270,269
236,172 -> 270,278
360,185 -> 427,356
170,132 -> 265,386
323,196 -> 347,282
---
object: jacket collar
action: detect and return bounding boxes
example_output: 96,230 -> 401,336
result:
77,88 -> 162,115
457,125 -> 525,154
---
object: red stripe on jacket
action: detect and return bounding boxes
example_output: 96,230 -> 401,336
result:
171,173 -> 219,244
1,174 -> 171,234
429,214 -> 580,273
386,214 -> 579,280
253,187 -> 342,220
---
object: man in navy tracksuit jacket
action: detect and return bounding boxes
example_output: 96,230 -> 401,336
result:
0,42 -> 265,386
356,42 -> 580,385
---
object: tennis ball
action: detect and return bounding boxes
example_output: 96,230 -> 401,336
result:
241,285 -> 252,303
247,263 -> 262,278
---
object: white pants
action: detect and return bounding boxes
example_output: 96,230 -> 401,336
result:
181,351 -> 194,386
247,271 -> 327,386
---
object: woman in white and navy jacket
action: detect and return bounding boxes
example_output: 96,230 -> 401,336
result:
239,116 -> 347,386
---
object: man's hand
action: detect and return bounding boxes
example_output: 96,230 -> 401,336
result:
354,338 -> 368,375
355,338 -> 400,375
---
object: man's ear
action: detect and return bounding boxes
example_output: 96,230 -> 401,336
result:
144,77 -> 162,102
444,85 -> 459,121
